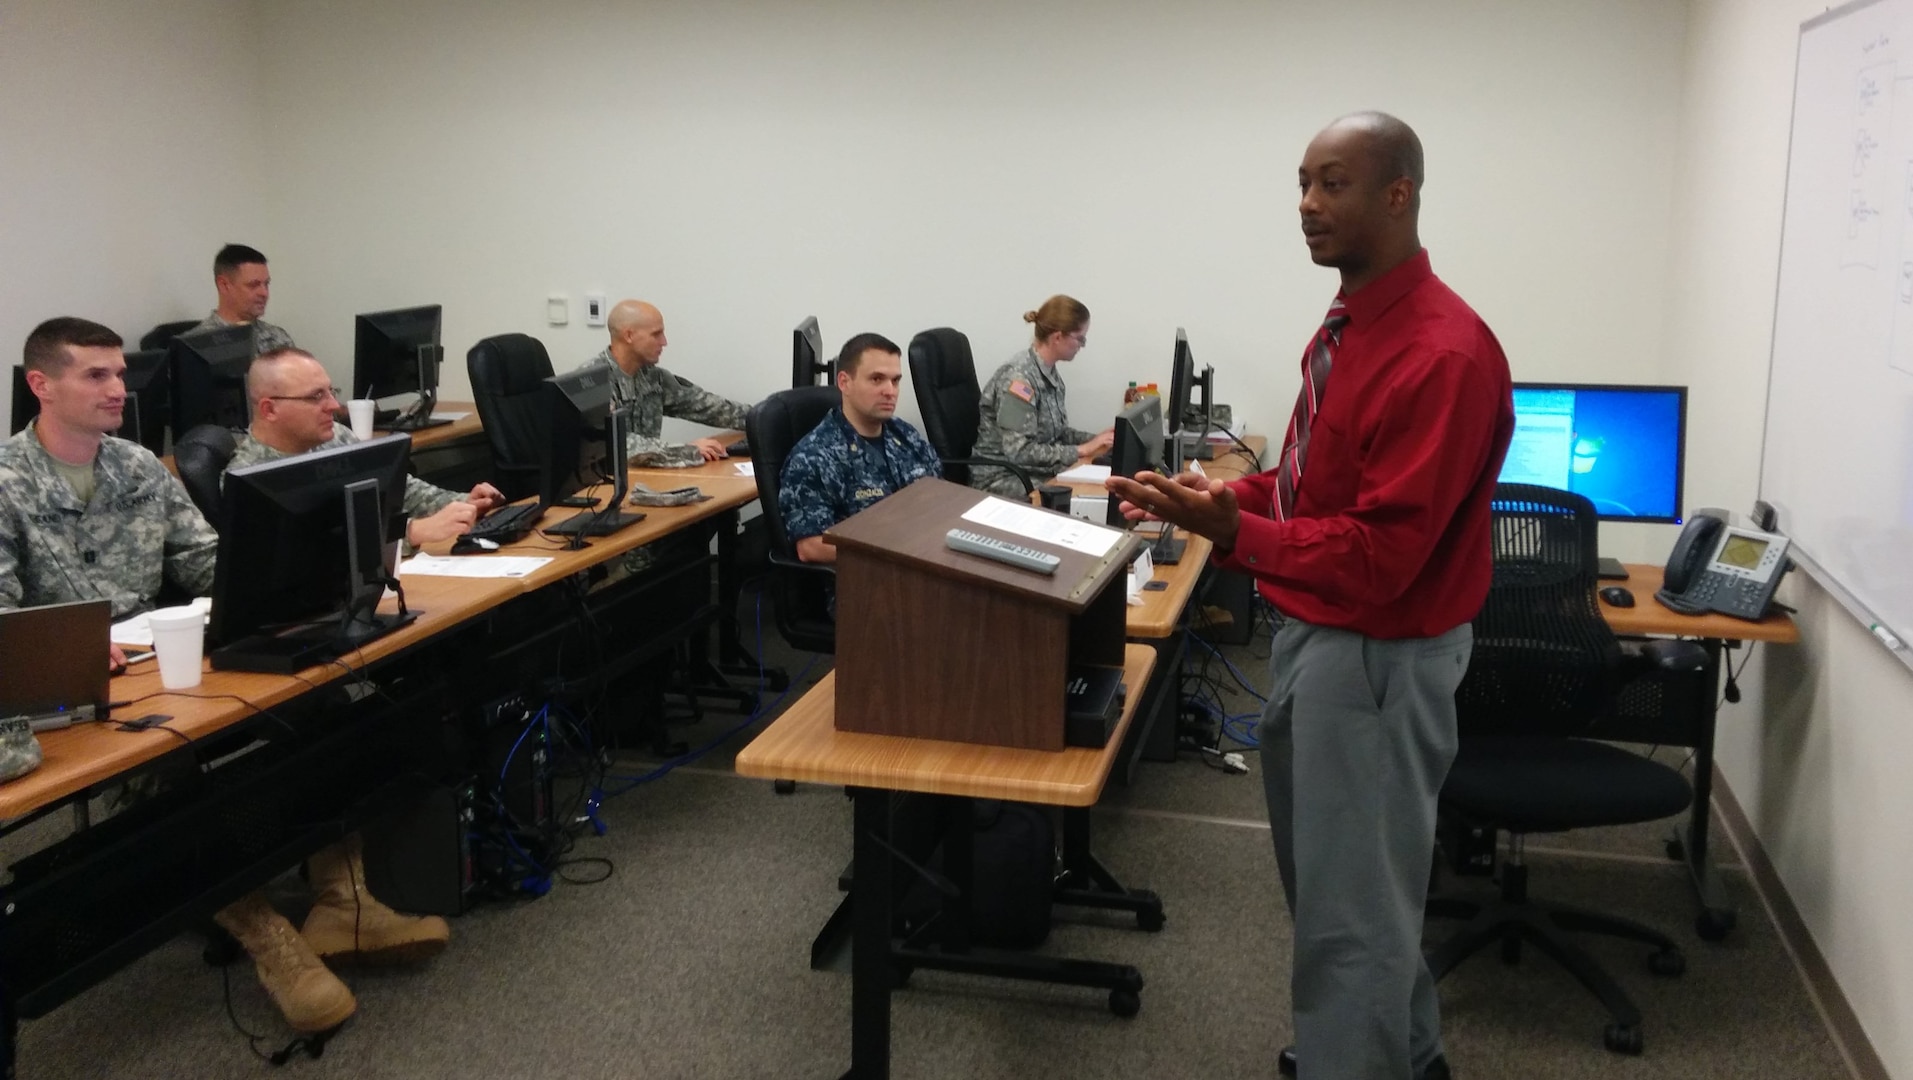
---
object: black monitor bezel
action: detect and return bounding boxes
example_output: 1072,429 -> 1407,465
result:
792,315 -> 829,389
118,348 -> 171,455
170,325 -> 254,432
1508,381 -> 1689,526
352,304 -> 444,402
1104,395 -> 1165,529
539,366 -> 617,510
209,433 -> 412,650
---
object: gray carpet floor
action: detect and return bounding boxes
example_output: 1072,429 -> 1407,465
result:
5,592 -> 1856,1079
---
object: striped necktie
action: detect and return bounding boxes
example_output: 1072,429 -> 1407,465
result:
1273,296 -> 1348,522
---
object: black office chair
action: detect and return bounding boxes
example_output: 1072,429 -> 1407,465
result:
745,386 -> 841,657
907,328 -> 1035,495
139,320 -> 200,354
467,333 -> 555,503
172,423 -> 237,529
1426,483 -> 1705,1056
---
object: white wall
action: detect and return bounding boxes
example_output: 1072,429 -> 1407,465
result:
1668,1 -> 1913,1075
252,0 -> 1687,523
0,0 -> 266,421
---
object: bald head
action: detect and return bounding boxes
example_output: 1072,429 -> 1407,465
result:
246,348 -> 343,452
1298,111 -> 1425,292
607,299 -> 668,371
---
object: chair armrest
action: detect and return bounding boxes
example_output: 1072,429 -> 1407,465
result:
940,456 -> 1037,495
769,548 -> 837,579
1639,639 -> 1708,673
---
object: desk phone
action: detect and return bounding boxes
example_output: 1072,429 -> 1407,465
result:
1656,511 -> 1791,620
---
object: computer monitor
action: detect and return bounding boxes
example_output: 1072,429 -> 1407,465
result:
353,304 -> 449,431
9,366 -> 33,435
1104,394 -> 1185,562
170,325 -> 254,432
539,366 -> 641,542
1500,383 -> 1687,524
118,348 -> 171,455
1165,328 -> 1216,466
208,434 -> 417,673
792,316 -> 829,388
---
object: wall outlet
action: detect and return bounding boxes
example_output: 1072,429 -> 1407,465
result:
547,294 -> 569,326
585,292 -> 606,327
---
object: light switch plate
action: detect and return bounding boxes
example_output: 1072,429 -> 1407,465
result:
547,295 -> 568,326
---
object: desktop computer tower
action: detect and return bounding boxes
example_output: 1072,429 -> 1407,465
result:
361,777 -> 479,916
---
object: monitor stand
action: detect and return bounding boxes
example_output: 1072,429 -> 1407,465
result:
211,610 -> 418,674
1597,556 -> 1630,581
380,390 -> 453,432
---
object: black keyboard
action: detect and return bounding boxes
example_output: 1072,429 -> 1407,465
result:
466,501 -> 542,542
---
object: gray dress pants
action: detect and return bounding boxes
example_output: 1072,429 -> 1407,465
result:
1258,618 -> 1472,1079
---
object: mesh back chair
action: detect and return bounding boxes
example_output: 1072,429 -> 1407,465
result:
172,423 -> 238,530
745,386 -> 841,656
466,333 -> 556,503
1427,483 -> 1703,1057
906,328 -> 1034,494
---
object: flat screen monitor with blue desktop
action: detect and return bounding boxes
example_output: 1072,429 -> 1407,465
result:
1499,382 -> 1688,579
353,304 -> 450,432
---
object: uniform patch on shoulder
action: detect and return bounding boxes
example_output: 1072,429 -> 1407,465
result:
1007,379 -> 1034,403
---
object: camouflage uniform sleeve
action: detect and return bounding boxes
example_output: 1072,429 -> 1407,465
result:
901,425 -> 946,483
777,442 -> 839,543
0,469 -> 25,611
989,374 -> 1081,474
402,475 -> 461,519
660,370 -> 751,431
161,469 -> 219,597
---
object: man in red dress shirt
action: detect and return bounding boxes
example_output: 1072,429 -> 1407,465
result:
1109,112 -> 1514,1079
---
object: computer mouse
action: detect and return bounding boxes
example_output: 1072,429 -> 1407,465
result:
471,537 -> 500,551
1599,585 -> 1635,608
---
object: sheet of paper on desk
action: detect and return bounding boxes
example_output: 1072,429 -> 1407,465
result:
962,496 -> 1120,557
1054,463 -> 1111,483
400,553 -> 555,579
110,596 -> 212,646
432,411 -> 471,421
732,461 -> 755,477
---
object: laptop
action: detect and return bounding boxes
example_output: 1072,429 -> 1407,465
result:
0,599 -> 112,732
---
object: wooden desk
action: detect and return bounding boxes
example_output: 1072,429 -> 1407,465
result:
373,399 -> 483,451
738,643 -> 1159,1079
0,573 -> 521,821
1597,562 -> 1800,644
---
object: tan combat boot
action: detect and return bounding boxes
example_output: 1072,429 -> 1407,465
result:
214,891 -> 357,1034
301,833 -> 450,966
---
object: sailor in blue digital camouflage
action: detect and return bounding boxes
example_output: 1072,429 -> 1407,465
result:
970,295 -> 1114,497
577,299 -> 751,469
0,318 -> 217,627
184,243 -> 296,356
229,349 -> 504,549
779,333 -> 943,565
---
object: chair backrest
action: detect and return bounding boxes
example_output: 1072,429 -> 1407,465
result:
172,422 -> 237,529
907,328 -> 983,484
1455,483 -> 1622,736
466,333 -> 556,502
139,320 -> 200,354
745,386 -> 842,557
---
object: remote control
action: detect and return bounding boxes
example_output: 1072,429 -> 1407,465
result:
945,528 -> 1061,575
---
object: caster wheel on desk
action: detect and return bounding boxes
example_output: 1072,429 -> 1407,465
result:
1696,909 -> 1736,942
1647,947 -> 1686,978
1603,1023 -> 1644,1055
1108,989 -> 1141,1018
773,779 -> 796,795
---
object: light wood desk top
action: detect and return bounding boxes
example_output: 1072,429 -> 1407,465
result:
2,573 -> 521,820
1600,563 -> 1801,644
374,400 -> 485,451
736,643 -> 1156,807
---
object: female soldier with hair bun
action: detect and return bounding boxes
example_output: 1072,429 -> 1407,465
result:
970,294 -> 1114,497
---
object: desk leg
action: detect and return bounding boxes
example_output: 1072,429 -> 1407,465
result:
847,787 -> 891,1080
1669,640 -> 1738,941
1054,808 -> 1165,932
714,508 -> 788,692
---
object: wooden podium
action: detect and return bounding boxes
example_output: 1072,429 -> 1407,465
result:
825,478 -> 1141,751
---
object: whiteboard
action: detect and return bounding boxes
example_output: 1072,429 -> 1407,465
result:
1762,0 -> 1913,671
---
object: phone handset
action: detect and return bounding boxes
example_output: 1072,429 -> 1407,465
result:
1656,511 -> 1791,620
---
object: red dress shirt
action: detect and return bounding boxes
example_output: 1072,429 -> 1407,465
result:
1214,250 -> 1514,639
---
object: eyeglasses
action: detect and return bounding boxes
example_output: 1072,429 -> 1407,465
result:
1068,332 -> 1088,346
267,386 -> 343,406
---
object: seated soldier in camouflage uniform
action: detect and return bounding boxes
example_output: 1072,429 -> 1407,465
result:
229,348 -> 504,549
183,243 -> 297,357
0,319 -> 367,1036
778,333 -> 943,575
971,294 -> 1115,497
575,299 -> 751,468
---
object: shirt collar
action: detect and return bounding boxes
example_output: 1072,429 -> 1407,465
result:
1340,248 -> 1433,326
